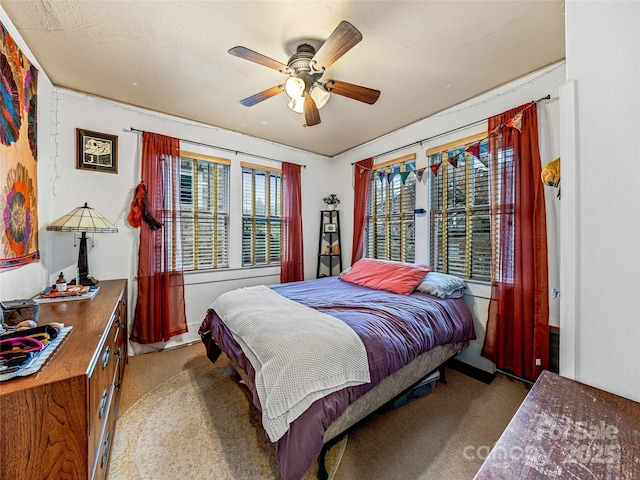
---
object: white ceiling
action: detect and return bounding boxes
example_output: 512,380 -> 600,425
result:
2,1 -> 565,157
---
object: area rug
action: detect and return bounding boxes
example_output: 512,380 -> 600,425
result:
109,356 -> 346,480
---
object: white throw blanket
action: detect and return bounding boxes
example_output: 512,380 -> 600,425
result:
211,285 -> 371,442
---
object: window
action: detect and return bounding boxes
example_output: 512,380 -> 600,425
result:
163,152 -> 230,271
170,152 -> 229,271
364,154 -> 416,262
428,133 -> 491,280
242,163 -> 282,266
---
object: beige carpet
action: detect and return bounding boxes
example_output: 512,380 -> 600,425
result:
110,351 -> 345,480
113,343 -> 529,480
336,368 -> 528,479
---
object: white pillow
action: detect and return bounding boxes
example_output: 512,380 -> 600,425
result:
415,272 -> 467,299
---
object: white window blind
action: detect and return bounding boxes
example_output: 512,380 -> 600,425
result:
428,133 -> 491,280
490,140 -> 515,283
242,163 -> 282,266
364,154 -> 416,262
167,151 -> 230,271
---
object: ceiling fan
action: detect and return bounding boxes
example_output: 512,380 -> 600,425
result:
229,21 -> 380,127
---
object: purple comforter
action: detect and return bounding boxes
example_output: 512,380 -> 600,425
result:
199,276 -> 475,480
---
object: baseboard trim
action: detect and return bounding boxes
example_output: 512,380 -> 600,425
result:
448,358 -> 496,385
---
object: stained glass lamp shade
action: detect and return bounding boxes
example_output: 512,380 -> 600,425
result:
47,203 -> 118,286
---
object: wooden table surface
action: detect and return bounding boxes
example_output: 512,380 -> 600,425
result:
474,370 -> 640,479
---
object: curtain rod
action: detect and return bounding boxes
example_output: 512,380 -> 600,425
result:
127,128 -> 306,168
355,95 -> 552,164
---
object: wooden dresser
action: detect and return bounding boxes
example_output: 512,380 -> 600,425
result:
0,279 -> 128,480
474,370 -> 640,479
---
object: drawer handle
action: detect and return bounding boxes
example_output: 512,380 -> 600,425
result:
99,388 -> 108,419
102,346 -> 110,369
115,315 -> 121,327
101,432 -> 110,468
115,347 -> 122,359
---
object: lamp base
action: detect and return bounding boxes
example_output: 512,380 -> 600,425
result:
69,276 -> 99,287
75,232 -> 99,287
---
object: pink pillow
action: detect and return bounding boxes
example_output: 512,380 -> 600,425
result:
340,258 -> 431,295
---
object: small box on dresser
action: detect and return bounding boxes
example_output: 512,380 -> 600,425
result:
0,279 -> 128,480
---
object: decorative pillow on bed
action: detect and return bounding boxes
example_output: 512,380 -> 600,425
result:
415,271 -> 467,299
340,258 -> 431,295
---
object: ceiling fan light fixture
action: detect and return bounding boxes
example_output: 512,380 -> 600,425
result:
230,21 -> 379,123
288,96 -> 305,114
310,85 -> 330,109
285,76 -> 305,99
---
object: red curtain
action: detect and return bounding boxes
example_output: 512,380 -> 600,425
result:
281,162 -> 304,283
481,103 -> 549,380
351,158 -> 373,264
130,132 -> 188,344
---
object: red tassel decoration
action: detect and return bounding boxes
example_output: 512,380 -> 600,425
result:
127,182 -> 144,228
128,182 -> 162,231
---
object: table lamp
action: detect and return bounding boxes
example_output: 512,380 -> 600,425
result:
47,202 -> 118,286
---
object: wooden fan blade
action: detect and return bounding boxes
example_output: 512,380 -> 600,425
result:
324,80 -> 380,105
304,95 -> 321,126
229,46 -> 290,73
311,21 -> 362,71
240,85 -> 284,107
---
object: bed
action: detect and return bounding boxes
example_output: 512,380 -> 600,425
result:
199,263 -> 475,480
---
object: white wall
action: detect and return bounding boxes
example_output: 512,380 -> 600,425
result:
330,63 -> 565,372
563,1 -> 640,401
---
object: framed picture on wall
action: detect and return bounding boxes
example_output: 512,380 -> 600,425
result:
76,128 -> 118,174
324,223 -> 337,233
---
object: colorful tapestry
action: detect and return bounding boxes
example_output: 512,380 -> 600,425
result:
0,21 -> 39,269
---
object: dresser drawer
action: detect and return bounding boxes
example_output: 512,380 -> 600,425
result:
92,382 -> 119,480
88,313 -> 121,473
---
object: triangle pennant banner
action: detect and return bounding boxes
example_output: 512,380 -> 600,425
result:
448,155 -> 459,168
415,168 -> 426,183
430,163 -> 442,176
505,111 -> 523,132
465,142 -> 481,158
399,172 -> 411,184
